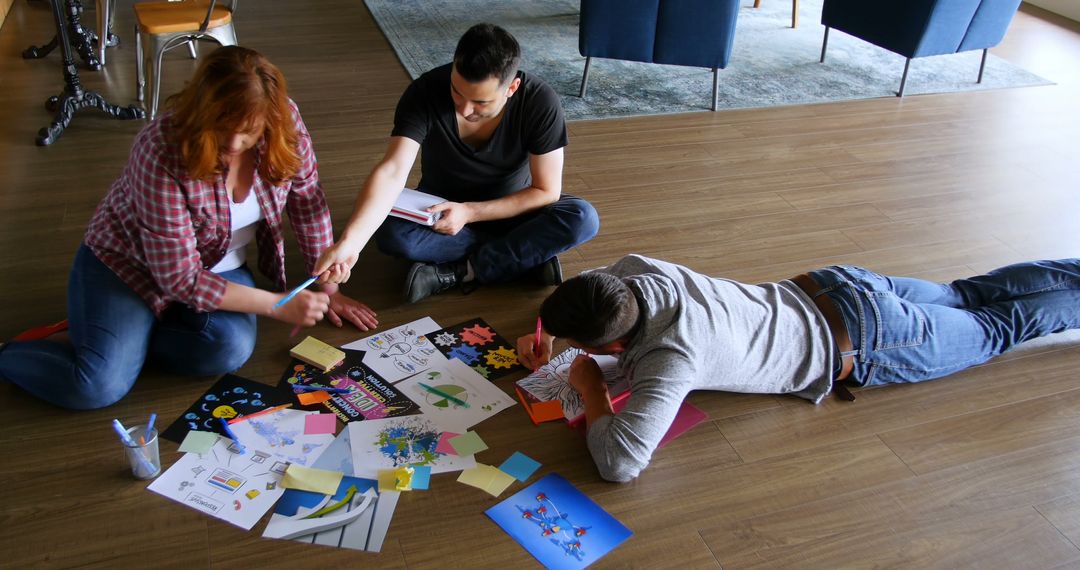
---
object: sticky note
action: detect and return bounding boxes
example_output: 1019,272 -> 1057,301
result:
499,451 -> 541,482
304,413 -> 337,435
377,469 -> 398,493
449,431 -> 488,456
178,430 -> 219,454
458,464 -> 516,497
435,431 -> 460,455
410,466 -> 431,490
290,336 -> 346,372
297,391 -> 332,405
281,464 -> 343,495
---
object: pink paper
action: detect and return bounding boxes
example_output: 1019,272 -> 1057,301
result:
657,401 -> 709,448
435,431 -> 460,454
304,413 -> 337,435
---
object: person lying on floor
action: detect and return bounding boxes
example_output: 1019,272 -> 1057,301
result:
314,23 -> 599,303
516,254 -> 1080,482
0,46 -> 376,410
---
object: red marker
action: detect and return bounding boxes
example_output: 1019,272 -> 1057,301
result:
534,316 -> 543,363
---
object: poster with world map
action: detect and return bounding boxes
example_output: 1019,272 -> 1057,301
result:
347,415 -> 476,479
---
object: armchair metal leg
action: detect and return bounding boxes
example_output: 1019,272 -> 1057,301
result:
977,48 -> 988,83
712,68 -> 719,111
820,27 -> 829,63
187,40 -> 198,59
792,0 -> 798,28
579,56 -> 591,98
898,58 -> 911,97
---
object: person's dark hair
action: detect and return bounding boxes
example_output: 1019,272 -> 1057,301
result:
453,23 -> 521,86
540,273 -> 640,347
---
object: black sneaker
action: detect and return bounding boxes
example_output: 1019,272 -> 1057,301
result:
404,261 -> 467,303
533,256 -> 563,286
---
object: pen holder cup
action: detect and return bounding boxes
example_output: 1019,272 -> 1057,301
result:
122,425 -> 162,480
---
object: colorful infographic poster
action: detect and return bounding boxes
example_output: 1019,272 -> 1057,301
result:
341,317 -> 445,383
396,358 -> 517,432
161,374 -> 290,444
347,415 -> 476,479
147,436 -> 287,530
486,473 -> 633,569
429,318 -> 526,380
278,349 -> 421,423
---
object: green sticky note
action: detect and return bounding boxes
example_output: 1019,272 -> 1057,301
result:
448,431 -> 488,456
178,430 -> 219,454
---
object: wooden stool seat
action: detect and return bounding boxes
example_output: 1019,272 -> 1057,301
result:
134,2 -> 233,35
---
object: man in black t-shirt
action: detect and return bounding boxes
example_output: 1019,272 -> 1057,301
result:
315,23 -> 600,303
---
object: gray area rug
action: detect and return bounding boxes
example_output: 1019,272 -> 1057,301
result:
364,0 -> 1051,121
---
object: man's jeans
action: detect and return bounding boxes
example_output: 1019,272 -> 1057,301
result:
374,194 -> 600,283
805,259 -> 1080,387
0,244 -> 257,409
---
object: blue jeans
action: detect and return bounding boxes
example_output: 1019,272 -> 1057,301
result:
0,244 -> 257,409
806,260 -> 1080,387
374,194 -> 600,283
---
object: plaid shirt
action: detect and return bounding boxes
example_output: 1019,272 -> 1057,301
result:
85,101 -> 333,317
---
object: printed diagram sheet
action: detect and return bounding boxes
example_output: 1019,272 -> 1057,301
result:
342,317 -> 445,383
228,408 -> 334,467
148,436 -> 287,530
396,358 -> 516,432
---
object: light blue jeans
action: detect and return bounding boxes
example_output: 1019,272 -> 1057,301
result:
0,244 -> 257,409
806,260 -> 1080,387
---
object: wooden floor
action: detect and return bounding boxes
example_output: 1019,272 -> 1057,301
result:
2,1 -> 1080,567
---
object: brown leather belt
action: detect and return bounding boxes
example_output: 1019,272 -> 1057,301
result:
791,274 -> 854,385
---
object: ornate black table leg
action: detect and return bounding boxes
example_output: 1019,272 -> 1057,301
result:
36,0 -> 144,146
23,0 -> 101,70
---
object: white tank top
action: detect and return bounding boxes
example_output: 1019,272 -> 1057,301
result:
210,189 -> 263,273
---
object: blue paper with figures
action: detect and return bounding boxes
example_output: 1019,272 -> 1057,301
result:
486,473 -> 632,569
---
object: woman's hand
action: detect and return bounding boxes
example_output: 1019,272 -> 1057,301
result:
269,290 -> 330,326
325,290 -> 379,331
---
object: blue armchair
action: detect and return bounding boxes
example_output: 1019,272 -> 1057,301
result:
578,0 -> 740,111
819,0 -> 1023,96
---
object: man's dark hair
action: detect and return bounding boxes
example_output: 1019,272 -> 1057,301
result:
540,273 -> 640,347
453,23 -> 521,86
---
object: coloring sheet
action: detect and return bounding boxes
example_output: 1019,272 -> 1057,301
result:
228,409 -> 334,467
278,349 -> 421,423
341,317 -> 445,383
147,436 -> 287,530
262,430 -> 399,553
395,358 -> 517,432
515,349 -> 626,421
347,414 -> 476,479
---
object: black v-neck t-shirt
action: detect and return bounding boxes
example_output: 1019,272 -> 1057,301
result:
391,63 -> 568,203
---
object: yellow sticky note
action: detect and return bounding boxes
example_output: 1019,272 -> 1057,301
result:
281,464 -> 343,495
290,336 -> 346,372
457,464 -> 496,491
483,466 -> 517,497
394,466 -> 414,491
378,469 -> 399,492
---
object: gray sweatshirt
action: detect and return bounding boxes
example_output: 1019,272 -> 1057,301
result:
585,255 -> 835,482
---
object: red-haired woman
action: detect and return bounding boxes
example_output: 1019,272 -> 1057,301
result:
0,46 -> 376,409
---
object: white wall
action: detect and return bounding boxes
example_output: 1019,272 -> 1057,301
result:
1025,0 -> 1080,22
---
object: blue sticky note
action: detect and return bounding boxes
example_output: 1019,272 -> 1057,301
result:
410,466 -> 431,490
498,451 -> 541,482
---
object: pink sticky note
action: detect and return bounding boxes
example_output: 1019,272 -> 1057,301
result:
304,413 -> 337,435
435,431 -> 460,455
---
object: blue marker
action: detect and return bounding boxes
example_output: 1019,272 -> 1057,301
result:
145,412 -> 157,436
293,384 -> 352,394
219,417 -> 247,453
273,276 -> 319,309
